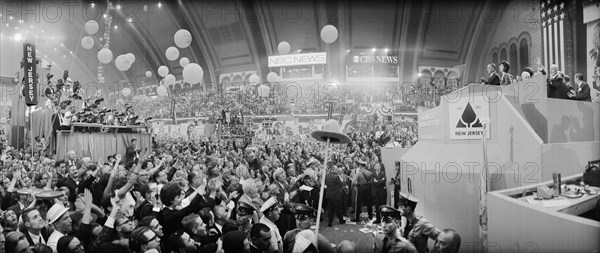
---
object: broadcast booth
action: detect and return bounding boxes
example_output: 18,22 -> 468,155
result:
381,75 -> 600,252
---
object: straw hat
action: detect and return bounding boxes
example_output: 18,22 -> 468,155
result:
46,203 -> 69,224
310,120 -> 351,144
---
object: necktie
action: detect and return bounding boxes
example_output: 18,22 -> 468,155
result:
382,237 -> 390,253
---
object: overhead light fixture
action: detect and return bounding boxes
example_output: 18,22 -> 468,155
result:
14,33 -> 22,41
116,5 -> 121,10
91,3 -> 95,8
385,48 -> 389,52
9,16 -> 13,20
128,18 -> 132,22
114,25 -> 118,29
158,2 -> 162,7
418,73 -> 422,77
103,14 -> 107,19
372,47 -> 376,52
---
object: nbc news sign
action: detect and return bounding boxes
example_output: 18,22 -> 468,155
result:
268,52 -> 327,67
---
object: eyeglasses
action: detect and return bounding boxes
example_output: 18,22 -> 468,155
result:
294,214 -> 313,220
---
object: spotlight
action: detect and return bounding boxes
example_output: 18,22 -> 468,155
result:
14,33 -> 22,41
385,48 -> 389,52
372,47 -> 376,52
116,5 -> 121,10
91,3 -> 95,8
114,25 -> 118,29
158,2 -> 162,7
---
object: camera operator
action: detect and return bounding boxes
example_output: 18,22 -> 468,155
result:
58,106 -> 77,130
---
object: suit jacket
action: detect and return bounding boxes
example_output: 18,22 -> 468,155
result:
125,144 -> 139,163
325,173 -> 344,200
371,171 -> 387,198
574,82 -> 591,101
57,176 -> 79,203
24,228 -> 51,246
373,233 -> 418,253
483,72 -> 500,85
547,75 -> 568,99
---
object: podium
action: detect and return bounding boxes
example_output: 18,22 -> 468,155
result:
382,76 -> 600,251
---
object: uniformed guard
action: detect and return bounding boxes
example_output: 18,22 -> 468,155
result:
373,205 -> 417,253
282,204 -> 335,253
398,194 -> 440,253
237,201 -> 256,238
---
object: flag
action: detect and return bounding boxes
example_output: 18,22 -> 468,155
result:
479,121 -> 489,252
540,0 -> 567,70
171,99 -> 177,124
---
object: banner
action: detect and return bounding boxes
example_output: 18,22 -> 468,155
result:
23,43 -> 38,106
268,52 -> 327,67
346,54 -> 399,65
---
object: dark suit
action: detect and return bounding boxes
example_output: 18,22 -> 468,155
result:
24,228 -> 50,246
574,82 -> 591,101
482,73 -> 500,85
547,75 -> 569,99
371,170 -> 387,222
57,176 -> 79,203
125,144 -> 139,164
325,173 -> 345,225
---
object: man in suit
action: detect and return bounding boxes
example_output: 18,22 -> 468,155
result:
65,150 -> 79,168
57,164 -> 82,203
546,65 -> 568,99
7,189 -> 30,216
126,138 -> 142,164
371,163 -> 387,223
570,73 -> 591,101
480,63 -> 500,85
22,208 -> 51,245
325,163 -> 347,227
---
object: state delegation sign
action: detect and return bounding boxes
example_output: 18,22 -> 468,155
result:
23,43 -> 38,106
268,52 -> 327,67
449,96 -> 490,139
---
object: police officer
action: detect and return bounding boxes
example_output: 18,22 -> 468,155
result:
282,204 -> 335,253
398,194 -> 440,253
237,201 -> 257,238
373,205 -> 417,253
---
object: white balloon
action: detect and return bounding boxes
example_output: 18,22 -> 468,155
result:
127,53 -> 135,63
258,85 -> 270,97
157,86 -> 168,96
179,57 -> 189,68
145,71 -> 152,78
121,88 -> 131,97
98,48 -> 113,64
267,72 -> 279,83
115,54 -> 131,71
248,74 -> 260,84
85,20 -> 99,35
165,46 -> 179,61
182,63 -> 203,84
158,66 -> 169,77
320,25 -> 339,44
277,41 -> 290,55
174,29 -> 192,48
81,36 -> 94,49
165,74 -> 176,86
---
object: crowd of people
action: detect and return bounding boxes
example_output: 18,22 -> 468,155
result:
0,116 -> 461,253
127,82 -> 460,121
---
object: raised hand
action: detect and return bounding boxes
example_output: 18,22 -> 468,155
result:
83,189 -> 93,207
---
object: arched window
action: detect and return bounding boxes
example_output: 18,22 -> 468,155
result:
500,48 -> 507,62
519,38 -> 529,71
509,43 -> 518,76
492,52 -> 498,67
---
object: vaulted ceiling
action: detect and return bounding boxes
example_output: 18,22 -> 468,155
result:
0,0 -> 505,90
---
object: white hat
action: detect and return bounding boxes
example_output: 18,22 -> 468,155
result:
47,203 -> 69,224
311,120 -> 351,144
260,197 -> 279,213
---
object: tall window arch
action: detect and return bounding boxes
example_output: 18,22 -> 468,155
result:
500,48 -> 507,62
519,38 -> 530,71
509,43 -> 518,76
492,52 -> 498,67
